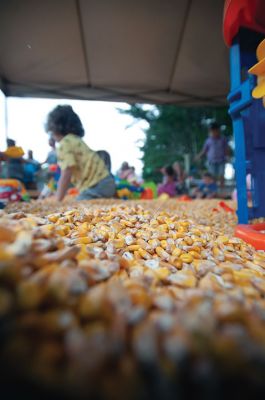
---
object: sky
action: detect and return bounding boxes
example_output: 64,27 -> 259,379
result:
0,91 -> 147,175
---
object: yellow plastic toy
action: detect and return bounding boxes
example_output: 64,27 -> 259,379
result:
249,39 -> 265,106
0,179 -> 27,195
117,188 -> 132,199
0,179 -> 29,204
158,193 -> 169,201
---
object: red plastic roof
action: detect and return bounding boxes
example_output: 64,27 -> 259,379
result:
223,0 -> 265,46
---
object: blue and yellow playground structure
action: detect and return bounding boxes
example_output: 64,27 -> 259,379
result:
224,0 -> 265,248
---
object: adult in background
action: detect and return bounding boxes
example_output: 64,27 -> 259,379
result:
196,122 -> 229,187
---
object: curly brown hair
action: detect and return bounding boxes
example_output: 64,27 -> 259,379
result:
45,105 -> 85,137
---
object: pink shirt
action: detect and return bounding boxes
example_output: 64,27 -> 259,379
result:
158,181 -> 176,197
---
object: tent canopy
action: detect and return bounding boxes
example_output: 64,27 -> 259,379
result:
0,0 -> 229,105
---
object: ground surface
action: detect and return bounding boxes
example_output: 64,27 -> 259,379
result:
0,199 -> 264,399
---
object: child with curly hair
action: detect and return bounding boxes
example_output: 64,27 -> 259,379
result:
45,105 -> 116,201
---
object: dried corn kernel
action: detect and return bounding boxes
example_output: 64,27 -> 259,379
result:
172,248 -> 182,257
1,197 -> 265,390
155,267 -> 171,280
155,247 -> 170,261
179,253 -> 193,264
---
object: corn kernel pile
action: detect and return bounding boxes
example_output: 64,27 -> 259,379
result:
0,199 -> 265,398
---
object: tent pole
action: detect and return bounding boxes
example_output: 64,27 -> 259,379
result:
4,95 -> 8,141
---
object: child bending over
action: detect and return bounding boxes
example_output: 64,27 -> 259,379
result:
45,105 -> 116,201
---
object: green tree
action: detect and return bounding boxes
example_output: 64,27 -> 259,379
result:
120,104 -> 232,182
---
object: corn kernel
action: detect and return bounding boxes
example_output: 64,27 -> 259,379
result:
155,267 -> 170,280
180,253 -> 193,264
127,244 -> 141,252
155,247 -> 170,260
138,248 -> 151,260
172,248 -> 182,257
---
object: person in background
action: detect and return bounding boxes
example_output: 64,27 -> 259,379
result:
126,166 -> 138,184
118,161 -> 132,180
26,150 -> 39,166
196,122 -> 229,187
44,137 -> 57,165
24,150 -> 40,190
157,165 -> 176,197
45,105 -> 116,201
192,172 -> 218,199
5,139 -> 24,182
6,138 -> 16,149
38,139 -> 59,196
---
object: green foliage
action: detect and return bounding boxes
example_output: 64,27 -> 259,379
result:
120,104 -> 232,182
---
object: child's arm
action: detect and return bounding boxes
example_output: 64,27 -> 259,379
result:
195,140 -> 208,161
56,167 -> 72,201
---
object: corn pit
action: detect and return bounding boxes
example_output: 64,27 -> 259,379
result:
0,199 -> 265,399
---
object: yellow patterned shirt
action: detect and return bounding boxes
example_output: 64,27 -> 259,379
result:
57,134 -> 109,192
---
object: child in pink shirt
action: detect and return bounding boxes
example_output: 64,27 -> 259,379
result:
158,166 -> 176,197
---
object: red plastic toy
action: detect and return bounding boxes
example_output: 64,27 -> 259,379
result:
219,201 -> 235,213
67,188 -> 79,196
178,195 -> 192,202
235,223 -> 265,250
140,188 -> 153,200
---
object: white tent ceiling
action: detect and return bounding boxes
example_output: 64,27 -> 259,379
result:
0,0 -> 229,105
